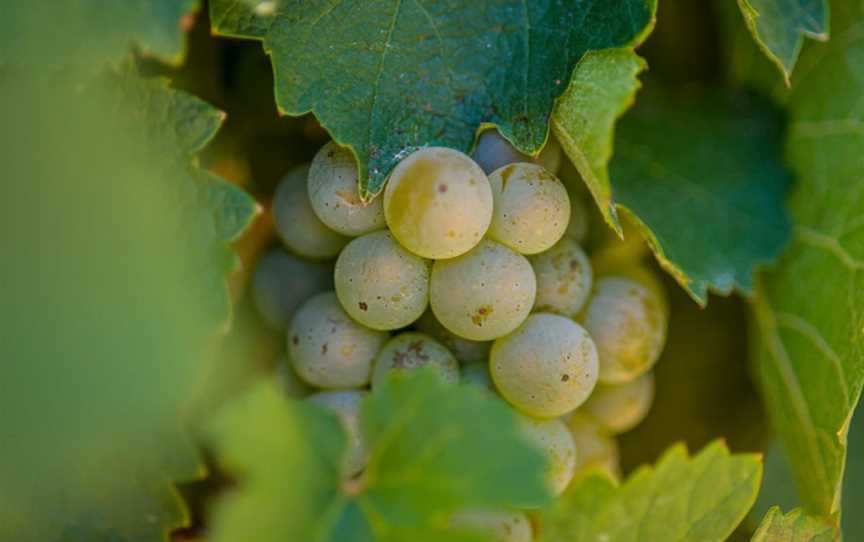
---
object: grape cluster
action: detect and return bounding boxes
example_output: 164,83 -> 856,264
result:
252,131 -> 668,542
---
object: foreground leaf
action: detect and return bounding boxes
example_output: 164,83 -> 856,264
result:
751,0 -> 864,518
539,441 -> 762,542
736,0 -> 828,80
210,0 -> 656,199
751,507 -> 835,541
207,371 -> 549,541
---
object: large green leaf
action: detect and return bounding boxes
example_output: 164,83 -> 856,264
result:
750,0 -> 864,520
736,0 -> 828,81
209,0 -> 656,199
206,371 -> 549,541
539,441 -> 762,542
751,507 -> 836,541
0,69 -> 255,540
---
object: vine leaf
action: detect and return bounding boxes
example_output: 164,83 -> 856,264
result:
751,507 -> 836,541
736,0 -> 828,81
209,0 -> 656,199
751,0 -> 864,521
538,441 -> 763,542
0,68 -> 256,540
206,371 -> 549,541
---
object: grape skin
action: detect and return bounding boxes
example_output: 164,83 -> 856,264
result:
251,248 -> 332,329
308,142 -> 386,236
371,332 -> 460,388
490,313 -> 598,419
414,309 -> 491,363
530,237 -> 593,317
450,508 -> 533,542
519,415 -> 577,497
564,412 -> 621,481
430,240 -> 536,341
472,129 -> 563,174
383,147 -> 492,259
581,276 -> 667,384
288,292 -> 387,388
272,164 -> 349,260
487,162 -> 571,255
307,389 -> 368,477
582,372 -> 655,435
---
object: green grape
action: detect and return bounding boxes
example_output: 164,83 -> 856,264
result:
565,193 -> 590,243
307,141 -> 386,236
275,354 -> 311,397
487,162 -> 570,255
461,362 -> 494,393
519,415 -> 577,497
272,164 -> 349,260
581,276 -> 668,384
251,248 -> 332,329
334,230 -> 430,330
530,237 -> 593,317
414,309 -> 491,363
564,412 -> 621,481
383,147 -> 492,259
583,372 -> 655,434
472,129 -> 563,174
288,292 -> 387,388
307,390 -> 368,476
430,240 -> 536,341
490,313 -> 598,418
450,508 -> 533,542
371,332 -> 459,388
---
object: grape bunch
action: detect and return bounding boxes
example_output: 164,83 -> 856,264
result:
252,132 -> 668,542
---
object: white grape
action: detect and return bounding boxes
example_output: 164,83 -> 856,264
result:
308,141 -> 386,235
307,390 -> 368,476
450,508 -> 533,542
251,248 -> 332,329
384,147 -> 492,259
564,412 -> 621,481
472,129 -> 563,174
371,332 -> 459,387
334,230 -> 430,330
272,164 -> 349,260
275,353 -> 311,397
583,372 -> 655,434
487,162 -> 570,255
490,314 -> 598,419
430,240 -> 536,341
461,362 -> 494,393
581,276 -> 667,384
414,309 -> 491,363
530,237 -> 593,318
519,415 -> 577,497
288,292 -> 387,388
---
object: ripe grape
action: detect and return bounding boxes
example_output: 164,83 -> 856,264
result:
414,309 -> 491,363
288,292 -> 387,388
383,147 -> 492,259
251,248 -> 332,329
519,415 -> 577,497
371,332 -> 459,387
450,508 -> 532,542
530,237 -> 593,317
307,141 -> 386,235
487,163 -> 570,255
461,362 -> 494,393
564,412 -> 621,480
490,313 -> 598,418
472,129 -> 563,174
581,276 -> 667,384
307,390 -> 368,476
583,372 -> 655,434
275,354 -> 311,397
334,230 -> 429,330
273,164 -> 348,260
430,240 -> 536,341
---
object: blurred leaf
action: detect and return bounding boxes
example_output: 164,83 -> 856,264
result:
551,48 -> 646,234
736,0 -> 828,80
750,0 -> 864,519
209,0 -> 656,199
207,371 -> 548,541
539,441 -> 763,542
751,507 -> 835,541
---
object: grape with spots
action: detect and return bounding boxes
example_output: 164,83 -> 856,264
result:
518,415 -> 577,497
414,309 -> 491,363
307,390 -> 368,476
371,332 -> 459,388
582,372 -> 655,434
450,508 -> 533,542
430,240 -> 536,341
530,237 -> 593,317
251,248 -> 332,329
334,230 -> 429,330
